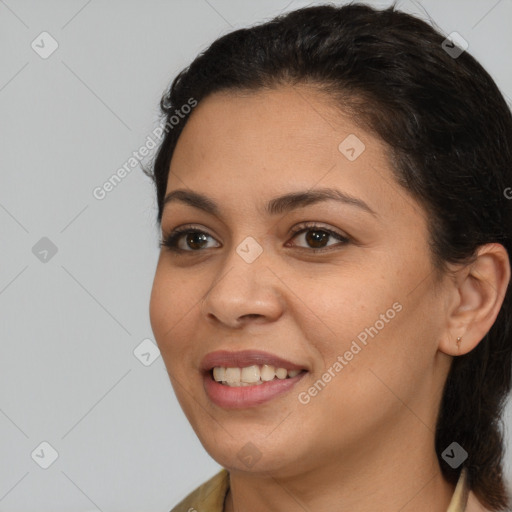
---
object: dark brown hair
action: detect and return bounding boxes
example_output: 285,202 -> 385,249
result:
144,3 -> 512,509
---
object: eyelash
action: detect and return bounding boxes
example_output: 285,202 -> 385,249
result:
159,222 -> 350,254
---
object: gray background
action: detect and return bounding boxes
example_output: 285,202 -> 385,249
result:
1,0 -> 511,510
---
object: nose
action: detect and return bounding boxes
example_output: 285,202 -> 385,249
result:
200,244 -> 285,328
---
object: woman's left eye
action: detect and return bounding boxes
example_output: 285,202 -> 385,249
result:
287,224 -> 350,251
159,223 -> 350,253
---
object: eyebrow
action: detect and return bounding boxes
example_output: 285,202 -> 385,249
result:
162,187 -> 377,217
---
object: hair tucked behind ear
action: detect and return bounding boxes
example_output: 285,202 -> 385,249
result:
143,3 -> 512,509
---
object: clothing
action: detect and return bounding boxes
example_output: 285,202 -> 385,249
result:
170,466 -> 476,512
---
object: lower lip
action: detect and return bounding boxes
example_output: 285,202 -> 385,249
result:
203,371 -> 307,409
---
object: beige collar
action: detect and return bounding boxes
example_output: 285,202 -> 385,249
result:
447,467 -> 470,511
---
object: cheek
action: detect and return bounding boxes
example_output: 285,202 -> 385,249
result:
285,268 -> 396,349
307,286 -> 439,429
149,267 -> 169,342
289,266 -> 429,390
297,309 -> 421,439
149,265 -> 198,356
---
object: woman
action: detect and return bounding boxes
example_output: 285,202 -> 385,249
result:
145,3 -> 512,511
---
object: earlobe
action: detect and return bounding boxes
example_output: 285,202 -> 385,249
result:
438,243 -> 511,357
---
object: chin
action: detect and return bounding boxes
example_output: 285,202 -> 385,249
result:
195,425 -> 308,477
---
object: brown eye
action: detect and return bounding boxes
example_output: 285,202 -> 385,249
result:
289,223 -> 350,252
160,227 -> 220,252
304,230 -> 330,248
185,232 -> 209,250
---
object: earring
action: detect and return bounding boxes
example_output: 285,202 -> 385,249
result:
456,336 -> 462,348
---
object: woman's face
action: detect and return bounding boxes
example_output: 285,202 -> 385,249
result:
149,86 -> 454,476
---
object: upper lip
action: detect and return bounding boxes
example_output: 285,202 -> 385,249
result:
200,350 -> 308,373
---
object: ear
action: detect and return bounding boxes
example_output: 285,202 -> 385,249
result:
438,243 -> 511,356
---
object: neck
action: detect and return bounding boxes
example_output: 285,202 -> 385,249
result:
223,427 -> 456,512
225,463 -> 455,512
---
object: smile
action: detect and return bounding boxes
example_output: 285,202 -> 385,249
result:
201,350 -> 309,408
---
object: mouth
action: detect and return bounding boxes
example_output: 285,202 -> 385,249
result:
201,350 -> 309,409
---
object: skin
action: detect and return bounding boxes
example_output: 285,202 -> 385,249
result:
149,85 -> 510,512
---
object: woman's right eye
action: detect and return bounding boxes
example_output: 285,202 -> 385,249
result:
159,228 -> 221,252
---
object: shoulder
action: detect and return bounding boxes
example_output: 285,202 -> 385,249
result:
169,469 -> 230,512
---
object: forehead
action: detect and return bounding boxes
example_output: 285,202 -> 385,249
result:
173,86 -> 363,164
165,86 -> 423,224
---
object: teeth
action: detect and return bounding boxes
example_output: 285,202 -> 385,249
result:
224,367 -> 241,384
260,364 -> 275,381
275,367 -> 287,379
241,365 -> 260,383
213,367 -> 225,382
212,364 -> 303,386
